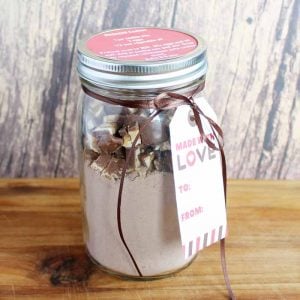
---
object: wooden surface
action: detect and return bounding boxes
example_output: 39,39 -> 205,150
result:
0,179 -> 299,299
0,0 -> 299,179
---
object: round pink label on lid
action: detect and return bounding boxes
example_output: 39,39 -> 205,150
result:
86,28 -> 198,62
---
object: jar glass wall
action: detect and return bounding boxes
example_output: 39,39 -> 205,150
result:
77,84 -> 201,279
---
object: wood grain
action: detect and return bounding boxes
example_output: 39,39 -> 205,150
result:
0,0 -> 299,178
0,179 -> 299,299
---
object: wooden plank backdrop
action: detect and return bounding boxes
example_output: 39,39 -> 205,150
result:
0,0 -> 299,178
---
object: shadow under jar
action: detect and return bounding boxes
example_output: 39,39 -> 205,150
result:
76,27 -> 208,279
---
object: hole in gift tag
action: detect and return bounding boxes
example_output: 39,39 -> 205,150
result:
188,110 -> 195,127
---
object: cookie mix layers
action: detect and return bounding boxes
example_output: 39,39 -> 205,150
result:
83,97 -> 173,179
81,97 -> 196,276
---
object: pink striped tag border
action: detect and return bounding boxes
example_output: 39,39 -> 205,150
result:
183,224 -> 227,259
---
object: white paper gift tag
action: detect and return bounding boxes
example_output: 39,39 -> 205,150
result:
170,97 -> 227,259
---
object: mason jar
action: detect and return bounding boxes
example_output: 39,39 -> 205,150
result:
76,27 -> 208,279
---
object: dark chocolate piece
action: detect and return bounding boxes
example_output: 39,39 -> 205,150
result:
84,149 -> 99,163
153,150 -> 173,173
139,120 -> 169,145
90,154 -> 111,174
93,132 -> 123,154
103,157 -> 125,180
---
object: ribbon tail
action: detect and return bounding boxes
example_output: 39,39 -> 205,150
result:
192,106 -> 235,300
220,148 -> 235,299
116,109 -> 162,277
215,126 -> 235,300
220,239 -> 236,300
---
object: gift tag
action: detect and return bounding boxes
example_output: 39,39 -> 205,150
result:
170,97 -> 227,259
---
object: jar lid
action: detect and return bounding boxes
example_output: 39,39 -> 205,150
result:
77,27 -> 207,90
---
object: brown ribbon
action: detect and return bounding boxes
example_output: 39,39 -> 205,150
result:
82,84 -> 236,300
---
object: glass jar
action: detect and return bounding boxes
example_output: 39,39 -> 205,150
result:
76,27 -> 208,279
